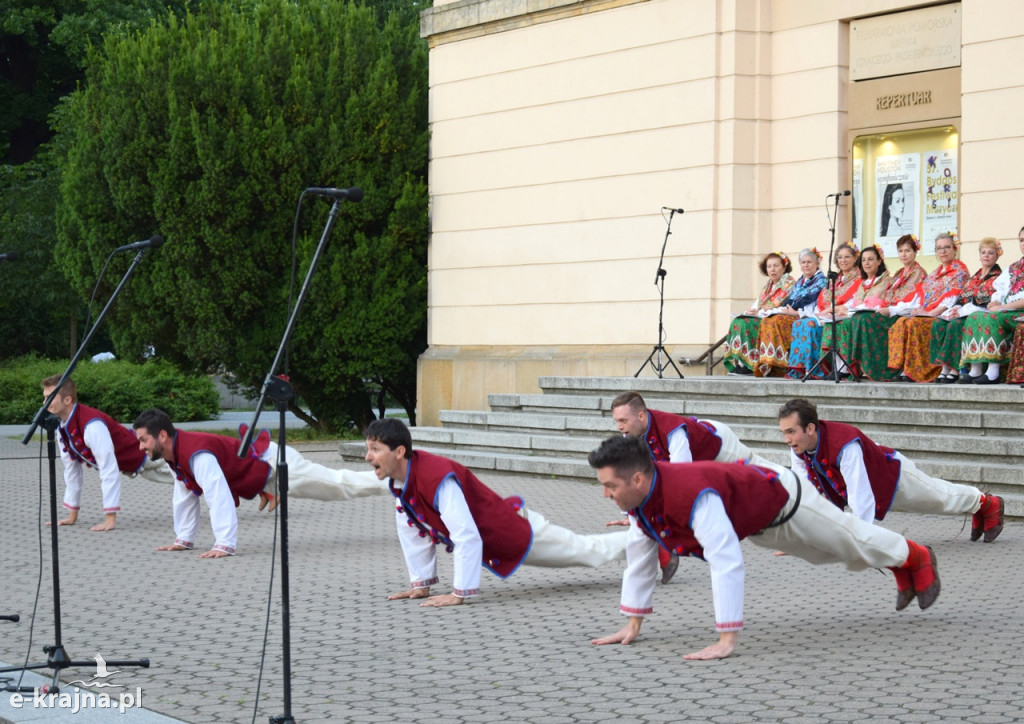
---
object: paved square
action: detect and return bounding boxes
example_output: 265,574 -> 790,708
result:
0,431 -> 1019,723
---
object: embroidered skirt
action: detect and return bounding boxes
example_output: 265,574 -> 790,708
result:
723,317 -> 761,373
846,312 -> 899,381
960,311 -> 1021,365
1006,324 -> 1024,383
929,317 -> 967,369
888,316 -> 941,382
754,315 -> 798,377
786,319 -> 824,379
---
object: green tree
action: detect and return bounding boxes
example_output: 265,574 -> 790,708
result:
57,0 -> 429,430
1,0 -> 196,164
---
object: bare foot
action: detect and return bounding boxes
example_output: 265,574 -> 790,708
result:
46,513 -> 78,528
90,513 -> 117,532
388,588 -> 431,601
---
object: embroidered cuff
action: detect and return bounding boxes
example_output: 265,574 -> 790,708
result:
174,539 -> 195,550
213,544 -> 236,555
62,503 -> 80,511
411,577 -> 438,589
102,506 -> 121,513
452,588 -> 479,598
716,620 -> 743,632
620,604 -> 653,616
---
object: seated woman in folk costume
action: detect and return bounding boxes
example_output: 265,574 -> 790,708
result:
844,234 -> 927,381
819,243 -> 891,378
929,237 -> 1003,383
787,242 -> 861,379
754,248 -> 827,377
887,232 -> 969,383
722,252 -> 794,375
958,226 -> 1024,384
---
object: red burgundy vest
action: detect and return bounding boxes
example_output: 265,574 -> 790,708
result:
646,409 -> 723,462
59,404 -> 147,474
170,430 -> 271,506
391,450 -> 533,579
634,461 -> 790,559
796,420 -> 900,520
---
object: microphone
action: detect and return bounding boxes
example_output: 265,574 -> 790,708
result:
306,187 -> 364,202
662,206 -> 685,214
114,235 -> 165,254
827,190 -> 852,198
0,251 -> 18,262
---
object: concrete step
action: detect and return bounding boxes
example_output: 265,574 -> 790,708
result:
432,412 -> 1023,469
535,375 -> 1024,411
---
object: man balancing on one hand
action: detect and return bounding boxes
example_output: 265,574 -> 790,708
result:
42,375 -> 174,531
778,398 -> 1004,546
588,435 -> 940,660
606,391 -> 771,584
364,417 -> 628,607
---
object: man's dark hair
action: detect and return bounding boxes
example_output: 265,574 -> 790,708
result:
610,390 -> 647,413
41,374 -> 77,402
778,398 -> 818,428
133,408 -> 176,437
364,417 -> 413,455
588,435 -> 653,479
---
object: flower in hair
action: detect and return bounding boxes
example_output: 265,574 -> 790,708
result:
774,251 -> 789,263
871,242 -> 885,260
810,247 -> 823,262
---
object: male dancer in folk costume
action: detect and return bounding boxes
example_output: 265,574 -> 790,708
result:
133,408 -> 386,558
42,375 -> 174,531
778,398 -> 1004,545
607,391 -> 769,583
610,391 -> 766,466
588,435 -> 940,660
364,418 -> 627,607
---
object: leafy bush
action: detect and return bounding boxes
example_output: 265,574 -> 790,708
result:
0,354 -> 219,424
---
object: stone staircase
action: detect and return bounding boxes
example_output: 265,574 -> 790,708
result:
339,375 -> 1024,515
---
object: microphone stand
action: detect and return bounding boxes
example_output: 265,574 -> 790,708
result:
802,195 -> 859,383
2,249 -> 152,692
635,210 -> 684,379
239,195 -> 348,724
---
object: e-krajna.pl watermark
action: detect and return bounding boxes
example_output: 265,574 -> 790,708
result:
10,687 -> 144,714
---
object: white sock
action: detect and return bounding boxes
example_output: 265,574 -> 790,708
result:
970,363 -> 983,377
940,365 -> 952,376
986,364 -> 1000,381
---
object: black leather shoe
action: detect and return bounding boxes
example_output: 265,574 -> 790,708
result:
973,376 -> 999,385
958,373 -> 973,384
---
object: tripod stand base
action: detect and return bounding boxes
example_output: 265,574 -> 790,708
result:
0,645 -> 149,694
634,344 -> 684,379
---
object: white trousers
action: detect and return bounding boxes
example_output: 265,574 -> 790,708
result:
522,508 -> 628,568
704,418 -> 771,466
891,452 -> 982,516
264,443 -> 389,501
748,464 -> 909,571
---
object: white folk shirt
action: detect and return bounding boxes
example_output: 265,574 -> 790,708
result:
172,451 -> 239,555
621,492 -> 745,633
58,417 -> 122,512
394,478 -> 484,598
789,440 -> 876,523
